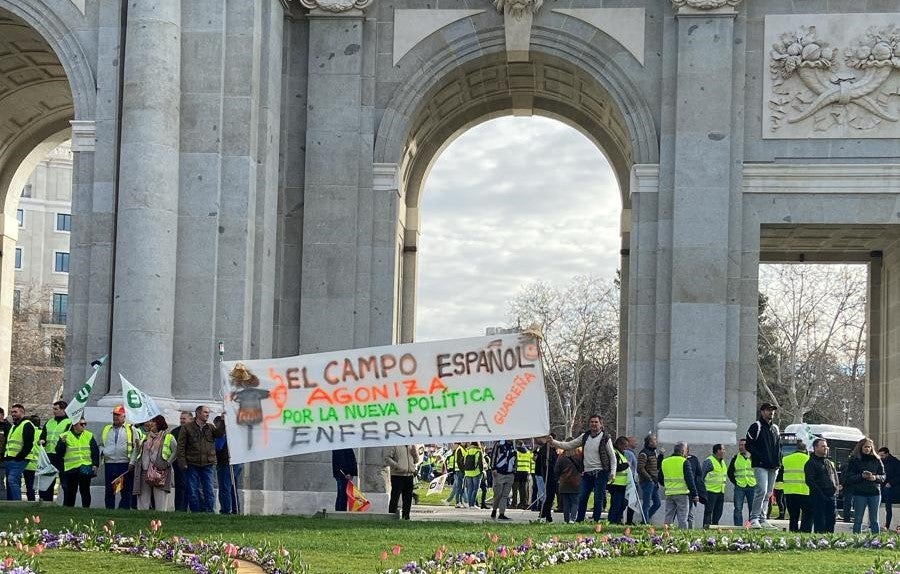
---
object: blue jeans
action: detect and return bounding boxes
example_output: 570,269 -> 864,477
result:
733,485 -> 755,526
576,469 -> 610,522
335,476 -> 348,511
217,464 -> 241,514
186,465 -> 215,512
4,460 -> 26,500
640,481 -> 661,522
465,475 -> 482,507
853,494 -> 881,533
173,464 -> 188,511
104,462 -> 133,509
445,470 -> 465,504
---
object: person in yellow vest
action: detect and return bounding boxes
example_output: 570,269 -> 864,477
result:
101,405 -> 140,509
39,400 -> 71,502
444,442 -> 466,507
607,436 -> 631,524
56,417 -> 99,507
701,444 -> 728,528
3,404 -> 36,501
727,438 -> 757,526
462,441 -> 484,508
23,415 -> 42,501
512,440 -> 533,509
131,414 -> 177,511
782,440 -> 812,532
660,441 -> 699,529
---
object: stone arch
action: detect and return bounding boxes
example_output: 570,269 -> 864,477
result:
0,0 -> 94,409
373,21 -> 658,343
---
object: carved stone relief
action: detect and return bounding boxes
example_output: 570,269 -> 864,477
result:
493,0 -> 543,20
299,0 -> 373,12
764,14 -> 900,139
671,0 -> 742,9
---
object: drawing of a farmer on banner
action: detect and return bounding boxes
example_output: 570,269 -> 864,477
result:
227,363 -> 270,449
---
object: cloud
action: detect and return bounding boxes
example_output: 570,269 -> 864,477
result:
416,116 -> 622,341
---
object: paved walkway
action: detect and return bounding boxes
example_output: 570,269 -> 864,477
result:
409,504 -> 864,533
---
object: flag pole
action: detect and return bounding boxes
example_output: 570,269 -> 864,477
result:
219,340 -> 239,515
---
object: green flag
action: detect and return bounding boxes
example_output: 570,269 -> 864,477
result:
65,355 -> 108,422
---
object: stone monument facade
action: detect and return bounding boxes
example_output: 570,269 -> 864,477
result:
0,0 -> 898,513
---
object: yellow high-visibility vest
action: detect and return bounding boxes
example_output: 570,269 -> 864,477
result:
706,456 -> 727,494
734,454 -> 756,488
60,430 -> 94,472
44,418 -> 71,453
781,451 -> 810,495
5,420 -> 36,461
516,450 -> 533,473
101,423 -> 135,458
661,455 -> 689,496
613,451 -> 629,486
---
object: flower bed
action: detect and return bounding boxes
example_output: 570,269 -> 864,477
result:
0,516 -> 307,574
380,526 -> 899,574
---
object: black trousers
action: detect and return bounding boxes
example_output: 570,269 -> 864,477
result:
62,472 -> 92,507
784,493 -> 812,532
703,491 -> 725,527
540,478 -> 558,522
389,475 -> 414,519
810,493 -> 836,533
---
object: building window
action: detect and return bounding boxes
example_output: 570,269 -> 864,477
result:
21,184 -> 31,198
13,289 -> 20,313
16,209 -> 23,227
56,213 -> 71,232
15,247 -> 22,270
54,251 -> 69,273
52,293 -> 68,325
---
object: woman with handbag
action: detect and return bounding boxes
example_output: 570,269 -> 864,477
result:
132,415 -> 177,510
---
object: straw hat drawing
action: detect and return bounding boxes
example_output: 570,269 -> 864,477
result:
229,362 -> 260,387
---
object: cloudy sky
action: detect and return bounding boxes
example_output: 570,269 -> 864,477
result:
415,116 -> 622,341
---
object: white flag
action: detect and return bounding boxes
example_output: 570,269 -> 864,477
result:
35,446 -> 59,492
65,355 -> 108,422
427,473 -> 448,495
120,374 -> 161,423
625,469 -> 646,522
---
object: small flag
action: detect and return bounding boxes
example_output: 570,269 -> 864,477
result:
35,446 -> 59,493
111,471 -> 127,494
120,374 -> 162,423
65,355 -> 108,422
427,473 -> 448,496
345,479 -> 371,512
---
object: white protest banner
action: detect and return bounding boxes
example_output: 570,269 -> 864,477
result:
65,355 -> 108,422
221,333 -> 549,465
120,374 -> 162,423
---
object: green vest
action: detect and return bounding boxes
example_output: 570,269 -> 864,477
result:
26,441 -> 41,471
516,450 -> 533,473
161,433 -> 174,460
781,451 -> 810,495
44,418 -> 72,453
706,456 -> 727,494
5,420 -> 36,461
734,454 -> 756,488
101,423 -> 135,458
463,446 -> 482,478
613,451 -> 629,485
60,430 -> 93,472
661,455 -> 689,496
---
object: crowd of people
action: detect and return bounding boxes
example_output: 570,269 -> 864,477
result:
330,407 -> 898,532
0,402 -> 242,513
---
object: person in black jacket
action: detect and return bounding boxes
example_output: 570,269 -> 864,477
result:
685,446 -> 706,529
535,435 -> 559,523
331,448 -> 357,511
878,446 -> 900,530
845,438 -> 885,534
805,438 -> 839,533
745,402 -> 781,528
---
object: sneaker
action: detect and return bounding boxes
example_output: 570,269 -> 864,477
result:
763,521 -> 779,529
498,514 -> 511,521
749,519 -> 762,529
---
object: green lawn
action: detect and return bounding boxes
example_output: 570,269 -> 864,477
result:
0,504 -> 890,574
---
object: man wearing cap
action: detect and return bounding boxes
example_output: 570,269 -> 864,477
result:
745,402 -> 782,529
101,405 -> 139,509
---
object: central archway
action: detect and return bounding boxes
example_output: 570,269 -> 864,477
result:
375,28 -> 657,348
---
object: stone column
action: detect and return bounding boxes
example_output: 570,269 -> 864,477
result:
109,0 -> 181,399
874,248 -> 900,450
657,1 -> 739,445
299,1 -> 371,354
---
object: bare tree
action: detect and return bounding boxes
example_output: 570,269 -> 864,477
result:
757,264 -> 866,425
507,274 -> 619,438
